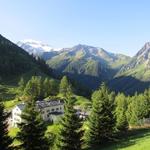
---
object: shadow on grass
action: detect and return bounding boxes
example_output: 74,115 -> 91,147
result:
88,128 -> 150,150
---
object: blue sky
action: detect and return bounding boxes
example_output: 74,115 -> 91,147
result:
0,0 -> 150,56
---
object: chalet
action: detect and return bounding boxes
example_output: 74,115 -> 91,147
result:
74,105 -> 90,120
11,100 -> 64,127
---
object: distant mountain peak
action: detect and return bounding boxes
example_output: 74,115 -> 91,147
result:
71,44 -> 105,53
136,42 -> 150,57
21,39 -> 45,44
73,44 -> 95,48
117,42 -> 150,81
17,39 -> 61,56
17,39 -> 53,52
143,42 -> 150,48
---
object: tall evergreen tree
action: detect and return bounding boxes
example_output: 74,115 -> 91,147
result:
36,76 -> 44,99
49,79 -> 59,96
115,93 -> 128,131
43,78 -> 58,97
86,83 -> 115,148
23,76 -> 43,101
16,100 -> 49,150
126,95 -> 138,126
43,78 -> 50,98
144,89 -> 150,117
126,94 -> 149,126
18,77 -> 25,92
59,76 -> 70,97
0,102 -> 13,150
55,86 -> 83,150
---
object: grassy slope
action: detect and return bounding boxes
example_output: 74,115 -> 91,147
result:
9,124 -> 60,146
117,64 -> 148,80
0,84 -> 20,110
9,126 -> 150,149
9,127 -> 20,146
93,128 -> 150,150
47,53 -> 127,79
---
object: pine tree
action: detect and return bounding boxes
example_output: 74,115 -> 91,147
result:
49,79 -> 59,96
115,93 -> 128,131
24,76 -> 43,101
126,94 -> 149,126
18,77 -> 25,92
144,89 -> 150,117
85,83 -> 115,148
42,78 -> 59,98
36,76 -> 44,99
0,102 -> 13,150
126,95 -> 138,126
43,78 -> 49,98
55,86 -> 83,150
16,100 -> 49,150
59,76 -> 69,97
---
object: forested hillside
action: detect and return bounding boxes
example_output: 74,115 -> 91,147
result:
0,35 -> 52,83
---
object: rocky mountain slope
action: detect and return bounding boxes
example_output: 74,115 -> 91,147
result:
117,42 -> 150,80
110,42 -> 150,94
46,44 -> 130,89
18,38 -> 150,94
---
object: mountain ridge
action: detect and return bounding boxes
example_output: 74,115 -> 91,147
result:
17,40 -> 61,56
0,35 -> 53,84
117,42 -> 150,80
110,42 -> 150,94
16,38 -> 150,94
45,44 -> 130,90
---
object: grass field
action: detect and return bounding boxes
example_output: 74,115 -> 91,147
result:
9,124 -> 60,146
9,126 -> 150,150
9,127 -> 20,146
94,128 -> 150,150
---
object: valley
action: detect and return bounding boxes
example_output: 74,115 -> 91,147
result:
18,38 -> 150,95
0,35 -> 150,150
1,1 -> 150,150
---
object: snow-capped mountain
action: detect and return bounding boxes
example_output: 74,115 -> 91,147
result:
17,39 -> 61,56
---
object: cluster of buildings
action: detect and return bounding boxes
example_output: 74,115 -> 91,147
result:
10,99 -> 89,127
11,99 -> 64,127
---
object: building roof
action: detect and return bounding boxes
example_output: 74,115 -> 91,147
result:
16,103 -> 25,110
36,100 -> 64,109
15,100 -> 64,111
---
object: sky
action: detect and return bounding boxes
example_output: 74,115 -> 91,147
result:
0,0 -> 150,56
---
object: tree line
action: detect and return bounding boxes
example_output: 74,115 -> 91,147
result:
0,76 -> 150,150
17,76 -> 59,101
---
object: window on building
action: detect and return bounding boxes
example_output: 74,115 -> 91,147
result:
14,118 -> 20,122
14,113 -> 20,116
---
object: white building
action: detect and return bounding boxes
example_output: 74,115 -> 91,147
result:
12,103 -> 25,127
11,100 -> 64,127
